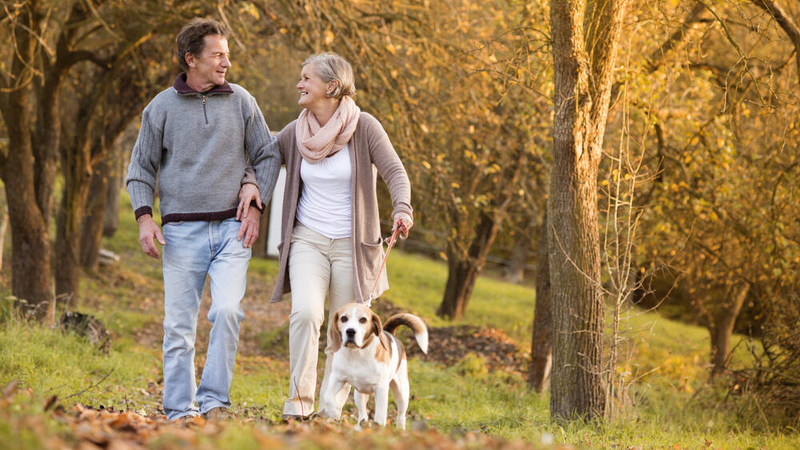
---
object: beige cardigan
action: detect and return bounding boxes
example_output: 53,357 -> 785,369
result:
269,112 -> 413,303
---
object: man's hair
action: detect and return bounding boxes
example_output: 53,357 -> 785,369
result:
302,52 -> 356,99
176,18 -> 229,70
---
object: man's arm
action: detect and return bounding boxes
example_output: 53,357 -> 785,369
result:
243,96 -> 282,207
126,108 -> 165,257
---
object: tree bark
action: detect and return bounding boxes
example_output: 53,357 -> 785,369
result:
709,283 -> 750,377
0,4 -> 54,320
548,0 -> 628,422
81,148 -> 111,269
55,135 -> 94,308
4,108 -> 53,319
528,211 -> 552,392
437,212 -> 502,320
505,232 -> 530,284
103,143 -> 124,237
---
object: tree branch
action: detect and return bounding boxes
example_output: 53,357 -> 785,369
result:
645,2 -> 710,74
752,0 -> 800,85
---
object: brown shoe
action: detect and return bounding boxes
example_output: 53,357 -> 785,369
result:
203,407 -> 232,421
173,414 -> 200,425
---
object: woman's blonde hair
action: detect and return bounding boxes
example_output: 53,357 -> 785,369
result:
303,52 -> 356,99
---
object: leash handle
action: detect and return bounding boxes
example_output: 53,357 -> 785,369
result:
366,224 -> 402,307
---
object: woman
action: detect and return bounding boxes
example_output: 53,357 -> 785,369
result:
260,52 -> 413,420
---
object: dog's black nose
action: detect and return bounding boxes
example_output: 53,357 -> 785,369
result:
346,328 -> 355,337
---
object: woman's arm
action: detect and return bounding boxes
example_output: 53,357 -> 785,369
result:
364,114 -> 414,236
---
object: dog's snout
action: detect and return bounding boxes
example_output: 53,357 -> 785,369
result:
346,328 -> 356,337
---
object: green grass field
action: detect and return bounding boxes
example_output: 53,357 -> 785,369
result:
0,195 -> 797,449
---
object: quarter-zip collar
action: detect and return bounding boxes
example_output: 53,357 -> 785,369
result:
173,72 -> 234,95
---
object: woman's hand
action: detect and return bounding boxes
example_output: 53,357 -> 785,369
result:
392,212 -> 413,239
237,183 -> 263,220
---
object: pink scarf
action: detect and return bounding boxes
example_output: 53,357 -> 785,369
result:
296,96 -> 361,163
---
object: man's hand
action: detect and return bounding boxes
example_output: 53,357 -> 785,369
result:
392,212 -> 413,239
237,183 -> 262,221
237,206 -> 262,248
137,214 -> 165,259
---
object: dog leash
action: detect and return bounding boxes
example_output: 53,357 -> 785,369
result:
366,221 -> 407,307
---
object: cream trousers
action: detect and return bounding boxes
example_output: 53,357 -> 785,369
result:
284,223 -> 354,416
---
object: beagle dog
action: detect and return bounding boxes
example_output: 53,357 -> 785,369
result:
319,302 -> 428,429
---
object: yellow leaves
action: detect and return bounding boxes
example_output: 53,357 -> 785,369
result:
386,43 -> 397,55
239,2 -> 260,20
422,161 -> 432,170
324,30 -> 335,46
485,163 -> 501,175
420,124 -> 430,133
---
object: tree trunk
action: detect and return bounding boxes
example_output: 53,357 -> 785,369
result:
0,210 -> 8,271
81,149 -> 111,269
505,232 -> 530,284
437,212 -> 501,320
528,211 -> 552,392
548,0 -> 628,422
709,283 -> 750,377
103,143 -> 123,237
55,135 -> 94,308
0,4 -> 54,320
2,96 -> 54,319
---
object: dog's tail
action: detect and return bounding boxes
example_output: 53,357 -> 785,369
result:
383,313 -> 429,354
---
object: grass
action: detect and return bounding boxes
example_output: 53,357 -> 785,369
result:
0,193 -> 798,448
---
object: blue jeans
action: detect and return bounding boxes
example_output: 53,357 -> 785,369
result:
161,218 -> 251,421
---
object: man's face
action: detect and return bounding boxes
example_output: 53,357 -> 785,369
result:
186,34 -> 231,90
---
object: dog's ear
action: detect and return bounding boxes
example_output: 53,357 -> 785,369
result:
329,310 -> 342,352
371,310 -> 390,351
371,310 -> 383,338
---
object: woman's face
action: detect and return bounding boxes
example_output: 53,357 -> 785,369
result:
296,64 -> 330,110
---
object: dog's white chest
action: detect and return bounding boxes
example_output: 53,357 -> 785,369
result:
333,351 -> 388,393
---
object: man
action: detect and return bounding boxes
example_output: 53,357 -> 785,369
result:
126,18 -> 280,422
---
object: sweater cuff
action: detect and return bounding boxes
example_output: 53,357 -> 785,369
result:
134,206 -> 153,220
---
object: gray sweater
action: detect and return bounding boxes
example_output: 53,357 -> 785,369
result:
126,74 -> 280,224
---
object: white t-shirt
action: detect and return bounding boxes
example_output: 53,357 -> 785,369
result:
296,145 -> 353,239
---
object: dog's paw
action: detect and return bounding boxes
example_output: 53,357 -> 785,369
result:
354,418 -> 370,431
317,407 -> 341,421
